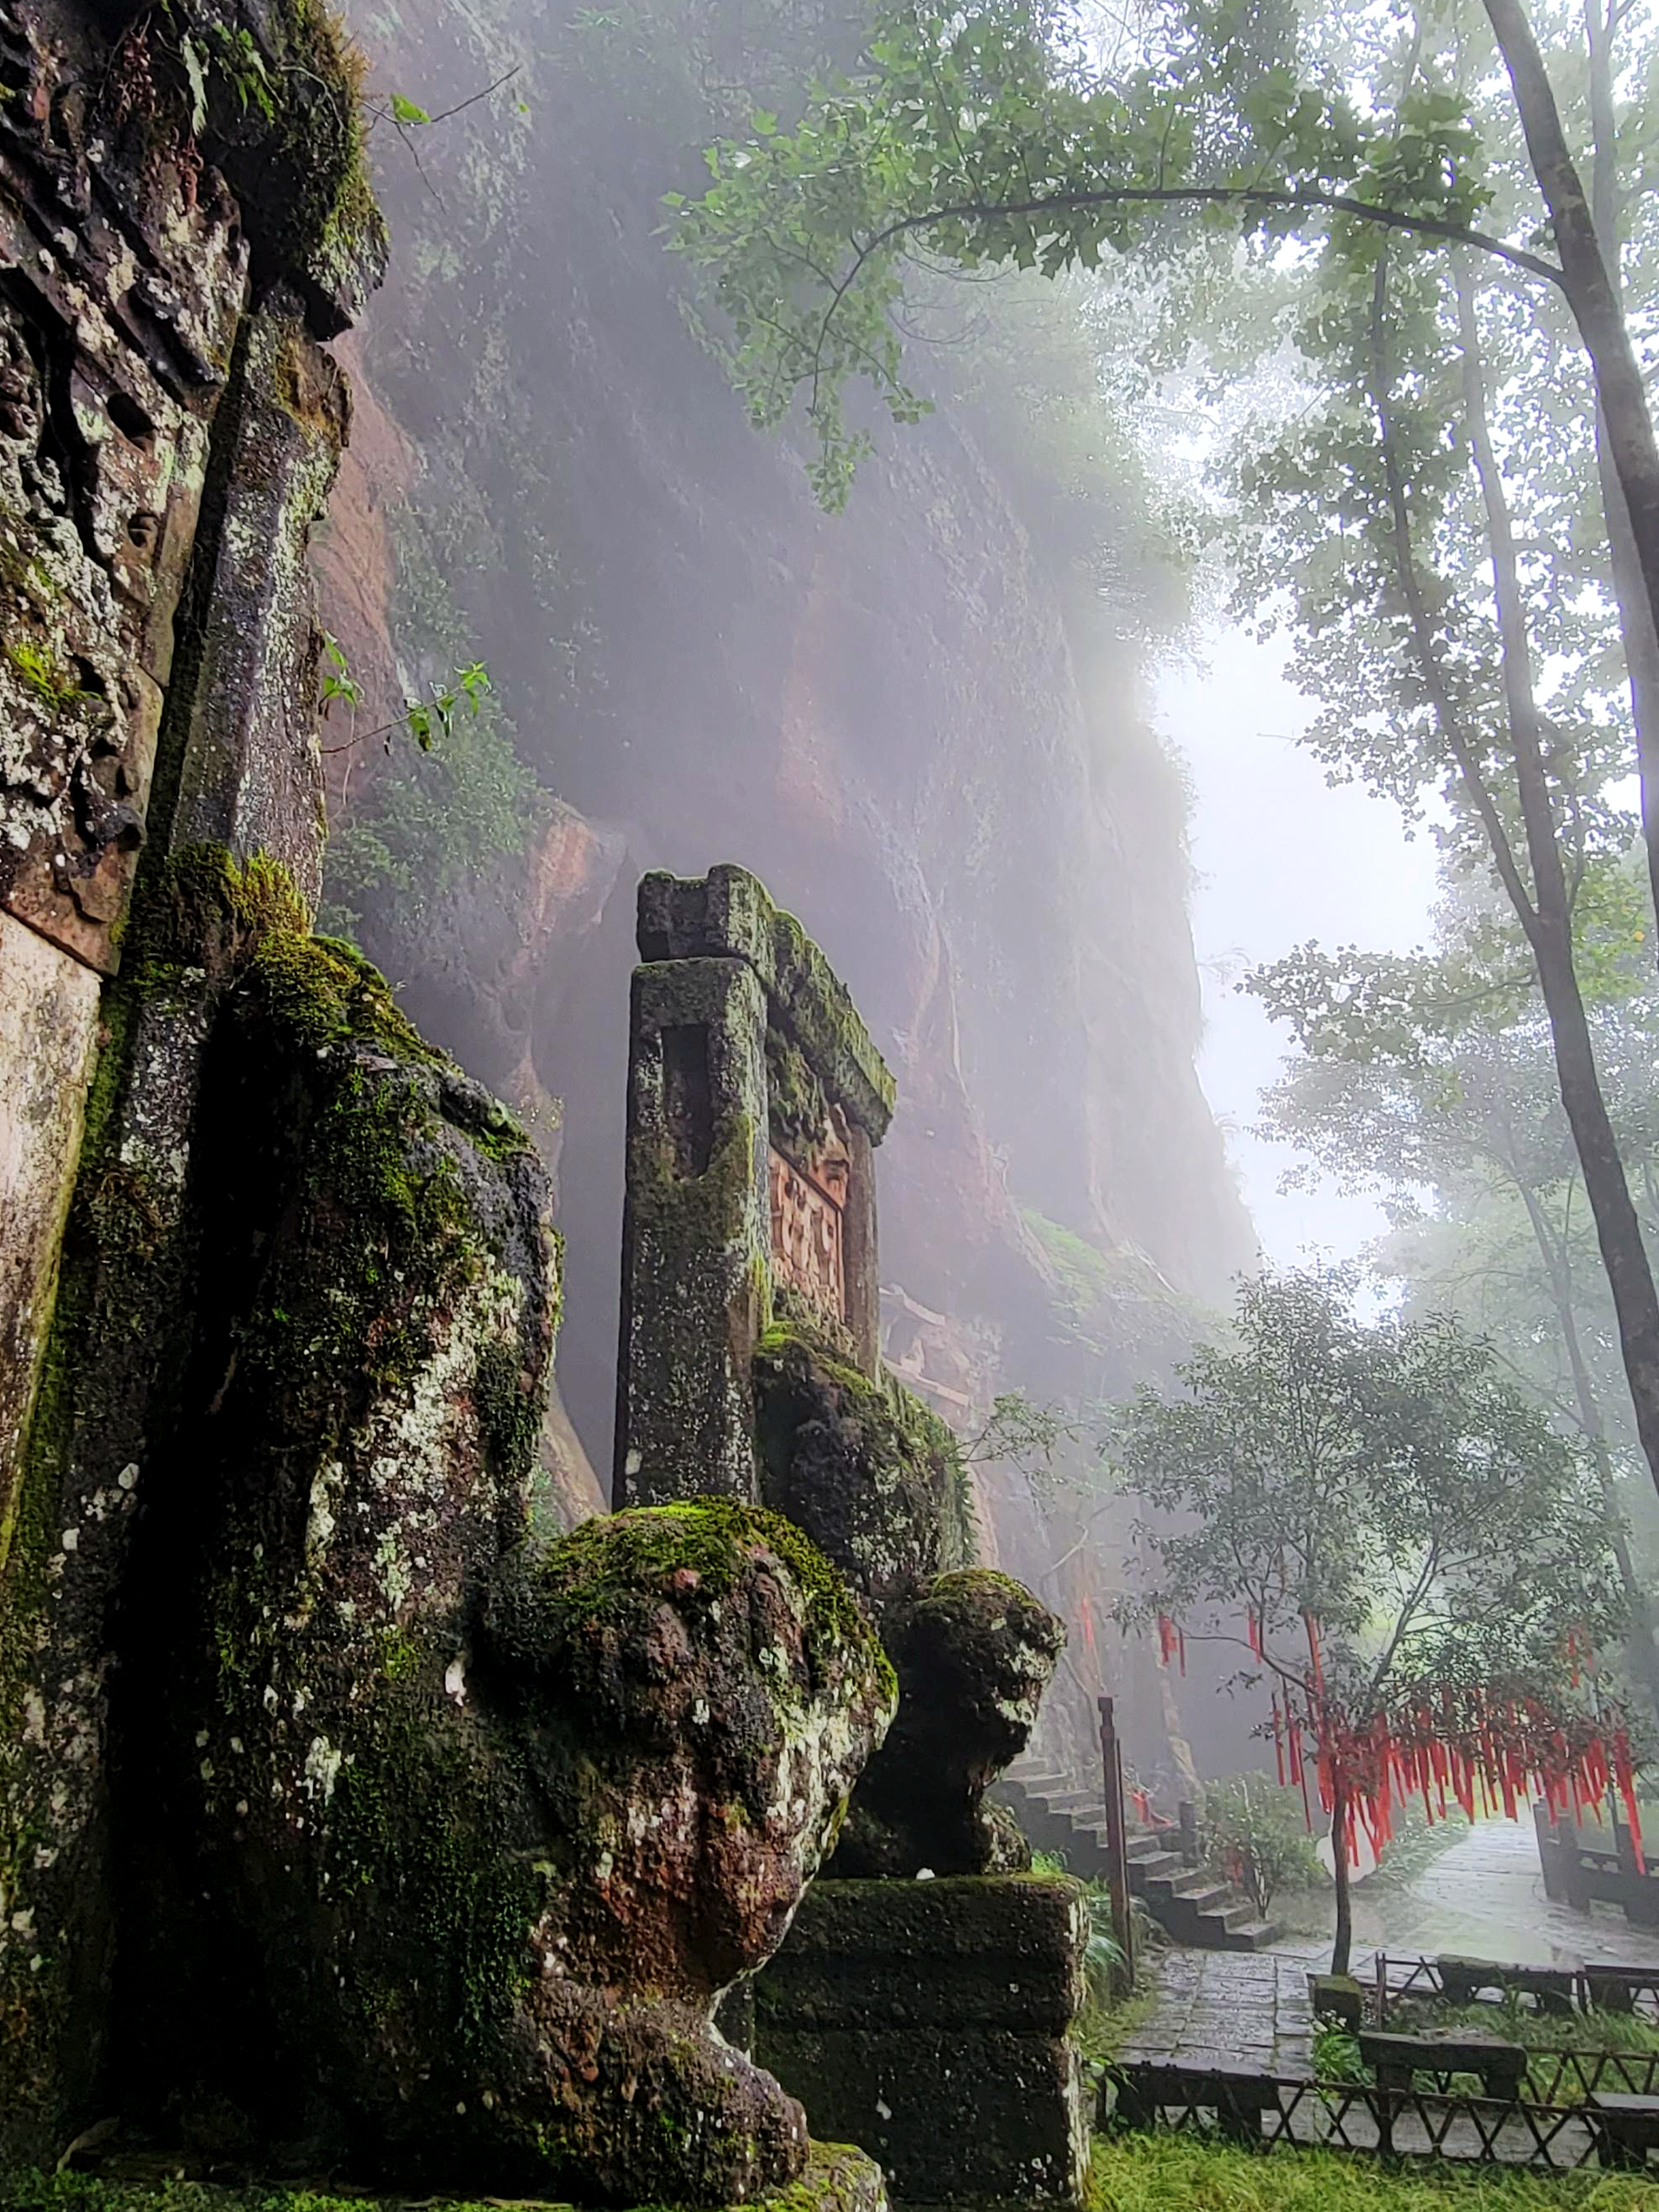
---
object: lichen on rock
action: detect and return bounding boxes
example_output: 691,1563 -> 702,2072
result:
160,1492 -> 892,2203
751,1314 -> 963,1619
31,849 -> 896,2207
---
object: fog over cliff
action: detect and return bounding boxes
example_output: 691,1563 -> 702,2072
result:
321,0 -> 1256,1509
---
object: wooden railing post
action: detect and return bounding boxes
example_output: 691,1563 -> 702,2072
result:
1098,1694 -> 1136,1995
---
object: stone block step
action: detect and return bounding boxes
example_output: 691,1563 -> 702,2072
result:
1124,1832 -> 1173,1860
1169,1880 -> 1230,1911
1216,1917 -> 1279,1951
1003,1772 -> 1274,1953
1130,1854 -> 1187,1885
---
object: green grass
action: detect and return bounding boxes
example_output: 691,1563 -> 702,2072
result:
1079,1983 -> 1159,2067
1090,2133 -> 1659,2209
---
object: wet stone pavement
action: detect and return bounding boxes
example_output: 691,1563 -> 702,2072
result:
1119,1818 -> 1659,2079
1117,1950 -> 1315,2073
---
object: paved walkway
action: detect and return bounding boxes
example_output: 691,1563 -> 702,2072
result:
1120,1817 -> 1659,2078
1274,1817 -> 1659,1972
1118,1949 -> 1314,2072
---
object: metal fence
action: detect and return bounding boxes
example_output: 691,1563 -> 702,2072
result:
1103,2065 -> 1614,2168
1368,1951 -> 1659,2023
1527,2047 -> 1659,2100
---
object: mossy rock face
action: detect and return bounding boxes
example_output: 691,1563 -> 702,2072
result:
752,1319 -> 957,1621
68,853 -> 894,2204
185,1499 -> 892,2203
173,0 -> 388,328
829,1570 -> 1064,1880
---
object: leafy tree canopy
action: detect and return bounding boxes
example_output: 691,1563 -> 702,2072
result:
667,0 -> 1545,505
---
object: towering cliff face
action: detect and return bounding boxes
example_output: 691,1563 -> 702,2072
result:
317,0 -> 1256,1537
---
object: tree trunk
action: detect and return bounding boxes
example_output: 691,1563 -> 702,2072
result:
1583,0 -> 1659,944
1481,0 -> 1659,942
1451,259 -> 1659,1514
1331,1777 -> 1353,1976
1515,1177 -> 1659,1722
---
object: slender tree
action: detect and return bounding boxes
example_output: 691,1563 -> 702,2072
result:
1115,1268 -> 1631,1973
668,0 -> 1659,1514
1255,959 -> 1659,1719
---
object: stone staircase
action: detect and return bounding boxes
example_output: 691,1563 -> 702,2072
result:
997,1760 -> 1278,1952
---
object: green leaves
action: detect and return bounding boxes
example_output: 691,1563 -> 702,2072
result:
180,30 -> 208,135
319,633 -> 366,716
316,635 -> 493,758
664,0 -> 1519,506
406,659 -> 492,752
1112,1265 -> 1623,1725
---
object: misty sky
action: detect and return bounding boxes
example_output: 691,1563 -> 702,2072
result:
1157,624 -> 1442,1268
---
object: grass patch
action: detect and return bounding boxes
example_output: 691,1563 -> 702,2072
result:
1081,1984 -> 1159,2066
1089,2132 -> 1657,2209
0,2182 -> 544,2212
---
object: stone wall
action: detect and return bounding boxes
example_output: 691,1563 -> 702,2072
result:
0,0 -> 384,2156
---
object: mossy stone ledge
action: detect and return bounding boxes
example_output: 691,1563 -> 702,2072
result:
752,1315 -> 964,1622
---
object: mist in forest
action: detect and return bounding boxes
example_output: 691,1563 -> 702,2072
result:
316,0 -> 1659,1948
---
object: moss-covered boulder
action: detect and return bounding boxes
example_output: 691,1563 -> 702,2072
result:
752,1318 -> 962,1618
0,2144 -> 892,2212
147,1487 -> 892,2203
830,1570 -> 1063,1879
38,854 -> 892,2204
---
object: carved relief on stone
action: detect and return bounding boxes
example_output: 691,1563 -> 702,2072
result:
0,50 -> 249,971
769,1110 -> 850,1322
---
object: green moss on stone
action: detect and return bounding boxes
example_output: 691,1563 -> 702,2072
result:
474,1331 -> 548,1489
524,1498 -> 895,1708
327,1703 -> 541,2049
637,868 -> 894,1139
0,2144 -> 887,2212
632,1109 -> 759,1249
160,0 -> 386,301
766,1026 -> 830,1158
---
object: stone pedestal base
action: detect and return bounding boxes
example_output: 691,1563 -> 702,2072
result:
756,1875 -> 1089,2212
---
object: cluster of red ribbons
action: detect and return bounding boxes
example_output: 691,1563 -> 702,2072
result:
1155,1613 -> 1186,1675
1160,1612 -> 1644,1872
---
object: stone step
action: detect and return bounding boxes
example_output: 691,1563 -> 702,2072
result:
1004,1774 -> 1273,1953
1216,1917 -> 1280,1952
1131,1853 -> 1188,1885
1123,1828 -> 1175,1856
1169,1880 -> 1231,1911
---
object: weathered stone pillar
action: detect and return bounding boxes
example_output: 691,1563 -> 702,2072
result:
0,0 -> 384,2159
617,954 -> 772,1503
615,864 -> 895,1507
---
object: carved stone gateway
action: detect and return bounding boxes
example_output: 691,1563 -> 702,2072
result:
615,864 -> 892,1508
616,865 -> 1088,2212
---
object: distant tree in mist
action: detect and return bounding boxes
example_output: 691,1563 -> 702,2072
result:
1254,924 -> 1659,1721
1112,1264 -> 1630,1974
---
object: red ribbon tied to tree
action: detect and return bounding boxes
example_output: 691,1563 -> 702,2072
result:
1152,1614 -> 1644,1871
